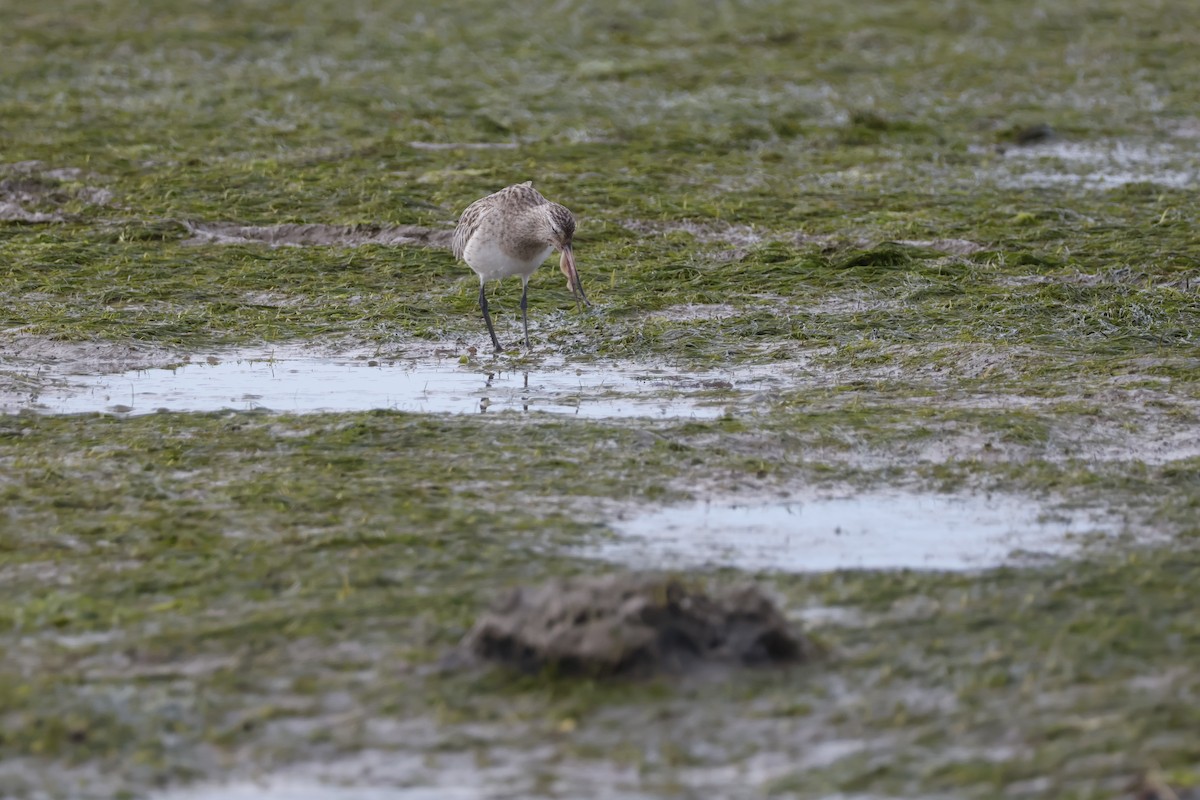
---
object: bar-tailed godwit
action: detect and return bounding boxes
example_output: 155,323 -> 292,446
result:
453,181 -> 589,351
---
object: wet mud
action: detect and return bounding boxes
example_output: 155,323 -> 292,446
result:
0,334 -> 177,375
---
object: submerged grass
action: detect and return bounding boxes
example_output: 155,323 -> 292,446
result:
2,0 -> 1199,797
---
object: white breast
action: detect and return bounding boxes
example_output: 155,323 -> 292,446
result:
463,236 -> 554,282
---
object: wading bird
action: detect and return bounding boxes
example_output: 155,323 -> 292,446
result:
452,182 -> 589,352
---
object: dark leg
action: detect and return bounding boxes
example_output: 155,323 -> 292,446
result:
479,282 -> 502,352
520,279 -> 531,349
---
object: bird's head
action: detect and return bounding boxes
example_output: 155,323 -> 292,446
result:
543,203 -> 589,308
543,202 -> 576,251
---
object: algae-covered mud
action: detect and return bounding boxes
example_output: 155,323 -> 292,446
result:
2,0 -> 1199,798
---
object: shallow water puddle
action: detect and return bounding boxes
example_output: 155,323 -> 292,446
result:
19,349 -> 768,419
589,491 -> 1106,571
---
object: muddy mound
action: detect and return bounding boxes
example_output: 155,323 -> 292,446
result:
184,221 -> 453,249
466,573 -> 810,676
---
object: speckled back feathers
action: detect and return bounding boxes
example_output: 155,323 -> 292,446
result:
452,181 -> 572,261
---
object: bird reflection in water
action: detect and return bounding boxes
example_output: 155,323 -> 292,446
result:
478,371 -> 531,413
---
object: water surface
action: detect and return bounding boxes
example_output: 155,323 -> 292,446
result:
15,349 -> 779,419
589,491 -> 1106,571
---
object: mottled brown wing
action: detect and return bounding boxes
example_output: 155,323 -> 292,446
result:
452,182 -> 548,260
452,195 -> 494,260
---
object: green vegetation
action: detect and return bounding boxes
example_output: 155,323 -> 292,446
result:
1,412 -> 1198,797
1,0 -> 1198,797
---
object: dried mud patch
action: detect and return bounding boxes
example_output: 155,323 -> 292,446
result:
183,221 -> 453,249
465,573 -> 811,677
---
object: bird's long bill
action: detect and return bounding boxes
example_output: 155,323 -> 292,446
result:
559,245 -> 590,308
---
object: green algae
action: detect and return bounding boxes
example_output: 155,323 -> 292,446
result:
1,410 -> 1198,797
2,0 -> 1198,363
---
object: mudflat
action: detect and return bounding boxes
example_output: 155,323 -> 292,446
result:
1,1 -> 1198,798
